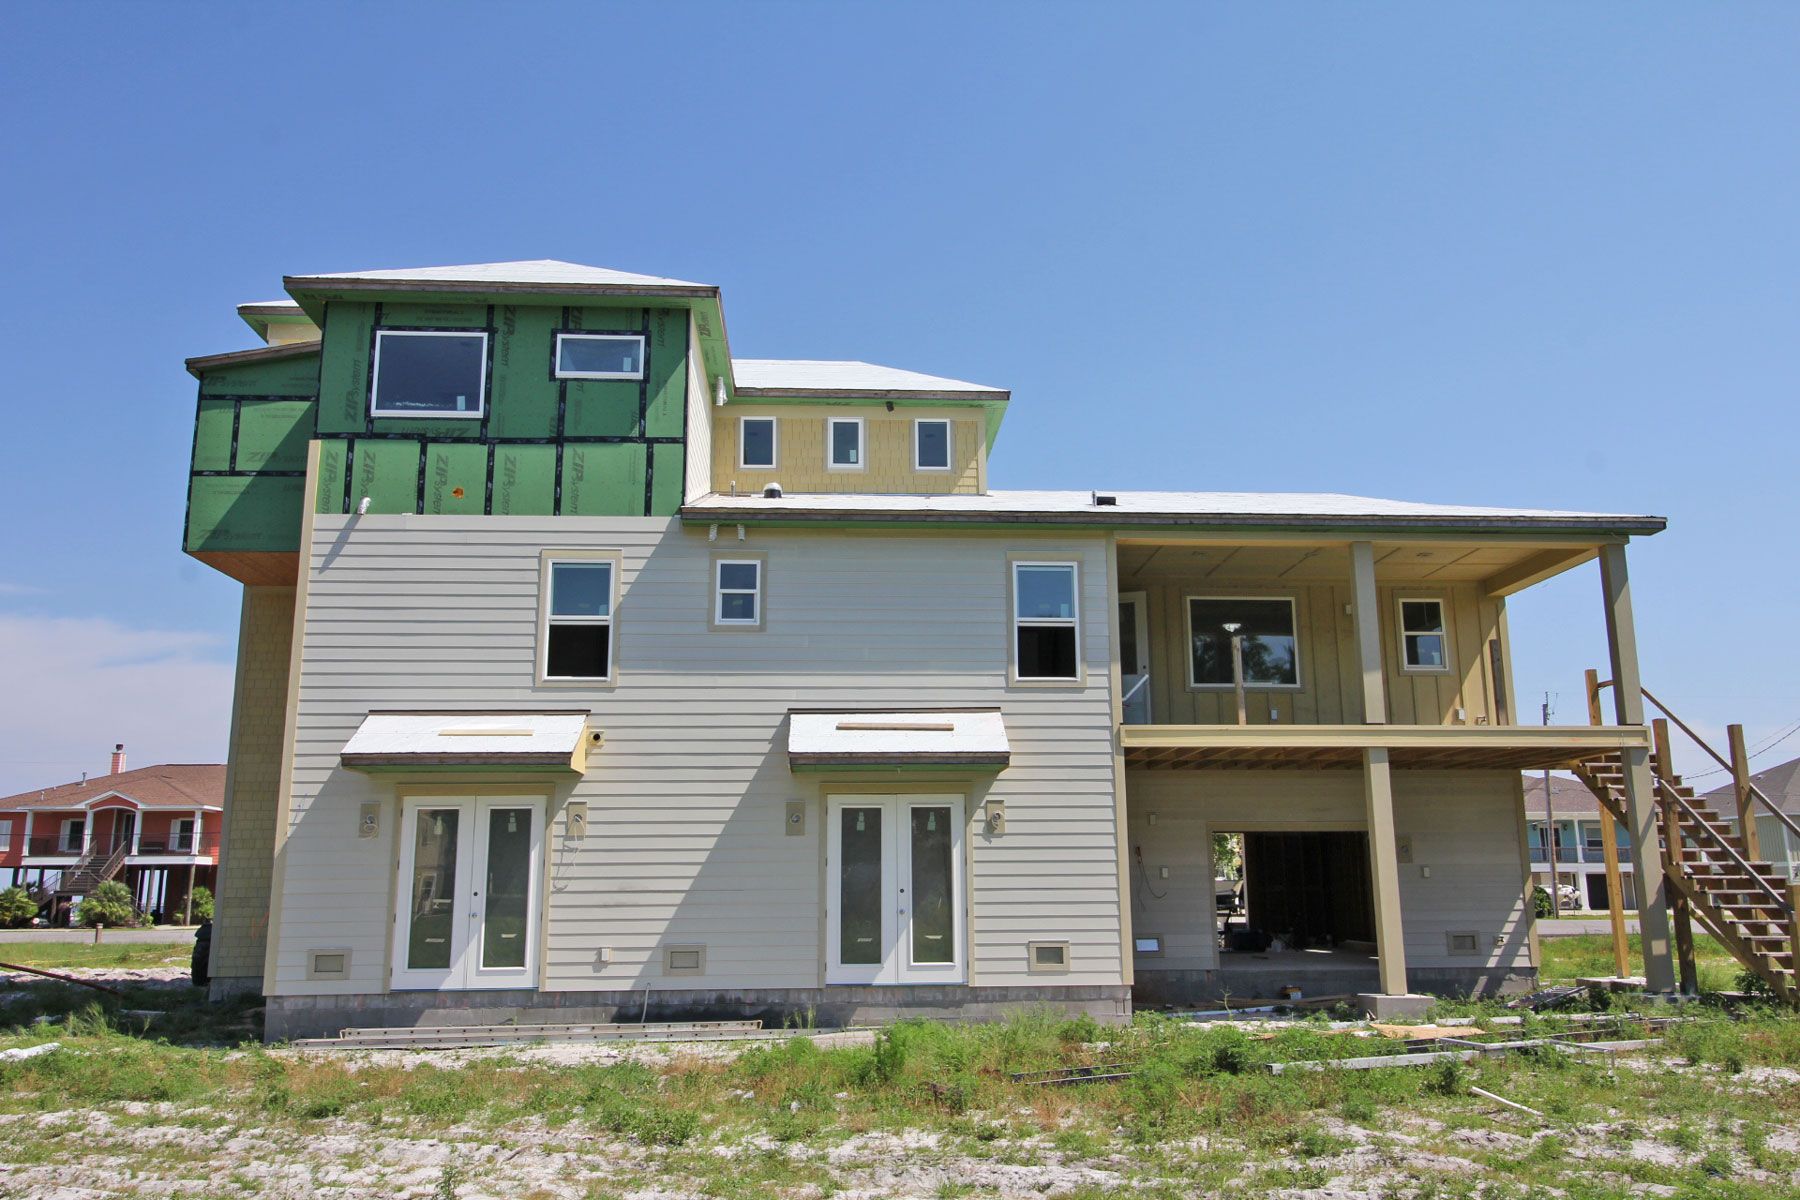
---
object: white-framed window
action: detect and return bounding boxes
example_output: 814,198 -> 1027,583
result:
1399,598 -> 1450,672
370,330 -> 489,418
554,333 -> 645,380
170,818 -> 197,853
739,417 -> 777,469
59,818 -> 85,854
914,419 -> 951,471
828,418 -> 864,469
1186,596 -> 1301,688
714,559 -> 763,627
0,820 -> 11,853
540,557 -> 616,681
1013,562 -> 1080,681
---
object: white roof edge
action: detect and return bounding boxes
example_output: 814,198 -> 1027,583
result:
288,259 -> 713,291
682,489 -> 1664,529
730,359 -> 1007,396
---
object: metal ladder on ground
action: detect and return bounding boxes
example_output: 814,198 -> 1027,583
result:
1573,674 -> 1800,1003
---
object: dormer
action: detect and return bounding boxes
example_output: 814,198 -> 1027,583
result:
711,360 -> 1008,496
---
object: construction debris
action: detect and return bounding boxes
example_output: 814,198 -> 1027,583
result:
292,1018 -> 780,1051
0,1042 -> 61,1063
0,962 -> 126,996
1010,1063 -> 1137,1086
1470,1085 -> 1548,1120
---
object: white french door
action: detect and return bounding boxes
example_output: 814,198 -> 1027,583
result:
826,795 -> 965,985
392,796 -> 544,990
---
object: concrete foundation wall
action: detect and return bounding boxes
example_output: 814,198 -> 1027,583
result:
265,984 -> 1134,1041
208,585 -> 294,997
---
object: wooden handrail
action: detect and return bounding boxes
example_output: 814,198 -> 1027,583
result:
1656,776 -> 1787,911
1640,685 -> 1800,844
1588,671 -> 1800,844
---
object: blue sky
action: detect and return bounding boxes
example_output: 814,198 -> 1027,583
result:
0,4 -> 1796,792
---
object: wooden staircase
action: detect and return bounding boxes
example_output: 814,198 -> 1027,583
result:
1573,678 -> 1800,1002
57,842 -> 128,896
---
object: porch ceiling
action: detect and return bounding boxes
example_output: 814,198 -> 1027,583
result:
1120,724 -> 1649,771
1115,539 -> 1598,595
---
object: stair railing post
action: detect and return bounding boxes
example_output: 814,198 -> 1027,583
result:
1653,718 -> 1699,995
1728,725 -> 1763,864
1586,669 -> 1630,977
1788,880 -> 1800,1003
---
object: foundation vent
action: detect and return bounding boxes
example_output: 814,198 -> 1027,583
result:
1445,931 -> 1481,956
306,948 -> 352,980
1028,941 -> 1071,973
663,944 -> 706,976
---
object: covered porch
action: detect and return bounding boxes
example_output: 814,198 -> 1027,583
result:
1111,529 -> 1678,1007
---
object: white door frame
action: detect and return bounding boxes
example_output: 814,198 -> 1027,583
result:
392,795 -> 545,991
1119,590 -> 1152,724
825,794 -> 966,986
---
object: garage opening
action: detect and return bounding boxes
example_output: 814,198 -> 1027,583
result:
1217,831 -> 1379,966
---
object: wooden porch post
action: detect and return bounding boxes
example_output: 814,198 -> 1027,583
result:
1728,725 -> 1763,863
1598,543 -> 1677,993
1350,542 -> 1387,725
1654,719 -> 1698,994
1587,668 -> 1631,979
1363,748 -> 1409,996
182,864 -> 195,926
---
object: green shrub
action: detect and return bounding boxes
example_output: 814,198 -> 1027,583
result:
76,881 -> 137,928
188,885 -> 214,921
0,885 -> 38,928
1531,885 -> 1555,919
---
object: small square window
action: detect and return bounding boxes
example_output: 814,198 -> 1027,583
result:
555,333 -> 645,380
371,330 -> 488,418
1400,599 -> 1449,672
714,559 -> 763,628
914,419 -> 951,470
1013,562 -> 1080,681
828,418 -> 864,469
542,559 -> 615,681
739,417 -> 777,469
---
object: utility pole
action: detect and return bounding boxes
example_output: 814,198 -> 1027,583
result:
1542,692 -> 1560,917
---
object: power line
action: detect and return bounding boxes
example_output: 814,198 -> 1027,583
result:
1683,718 -> 1800,780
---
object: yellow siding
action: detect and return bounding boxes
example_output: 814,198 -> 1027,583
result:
711,406 -> 984,495
1129,578 -> 1506,726
210,585 -> 295,989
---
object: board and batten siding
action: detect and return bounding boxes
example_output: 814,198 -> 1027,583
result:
1123,768 -> 1531,974
269,515 -> 1122,996
1127,579 -> 1507,726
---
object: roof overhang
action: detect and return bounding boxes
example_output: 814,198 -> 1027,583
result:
787,709 -> 1011,771
185,339 -> 322,379
1121,724 -> 1650,772
341,711 -> 599,775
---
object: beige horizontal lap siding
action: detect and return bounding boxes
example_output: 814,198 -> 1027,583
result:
270,516 -> 1119,996
711,405 -> 983,495
1123,769 -> 1528,974
1132,579 -> 1504,726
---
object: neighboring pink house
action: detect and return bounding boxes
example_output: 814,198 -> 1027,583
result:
0,746 -> 224,924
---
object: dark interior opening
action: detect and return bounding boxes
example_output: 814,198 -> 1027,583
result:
1237,831 -> 1376,949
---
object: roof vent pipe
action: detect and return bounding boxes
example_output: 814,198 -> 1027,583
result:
1093,493 -> 1117,507
763,483 -> 783,499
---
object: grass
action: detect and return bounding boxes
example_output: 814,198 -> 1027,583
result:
0,940 -> 192,970
1539,931 -> 1745,991
2,978 -> 1799,1197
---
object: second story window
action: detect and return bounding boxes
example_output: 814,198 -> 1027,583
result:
555,333 -> 645,380
828,418 -> 864,469
1013,562 -> 1080,681
714,559 -> 764,627
542,558 -> 616,682
0,819 -> 10,853
1399,599 -> 1449,672
170,818 -> 197,853
60,818 -> 85,853
740,417 -> 777,469
371,330 -> 488,418
914,419 -> 951,470
1188,597 -> 1299,688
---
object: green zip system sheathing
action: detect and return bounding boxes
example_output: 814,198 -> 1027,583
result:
186,300 -> 690,562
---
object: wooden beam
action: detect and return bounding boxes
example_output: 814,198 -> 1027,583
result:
1729,725 -> 1763,863
1350,542 -> 1387,725
1600,542 -> 1676,994
1481,548 -> 1600,598
1363,748 -> 1408,997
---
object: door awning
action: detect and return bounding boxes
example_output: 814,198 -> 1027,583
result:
787,709 -> 1010,771
341,711 -> 598,775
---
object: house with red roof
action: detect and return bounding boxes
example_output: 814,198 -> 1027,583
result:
0,745 -> 224,924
